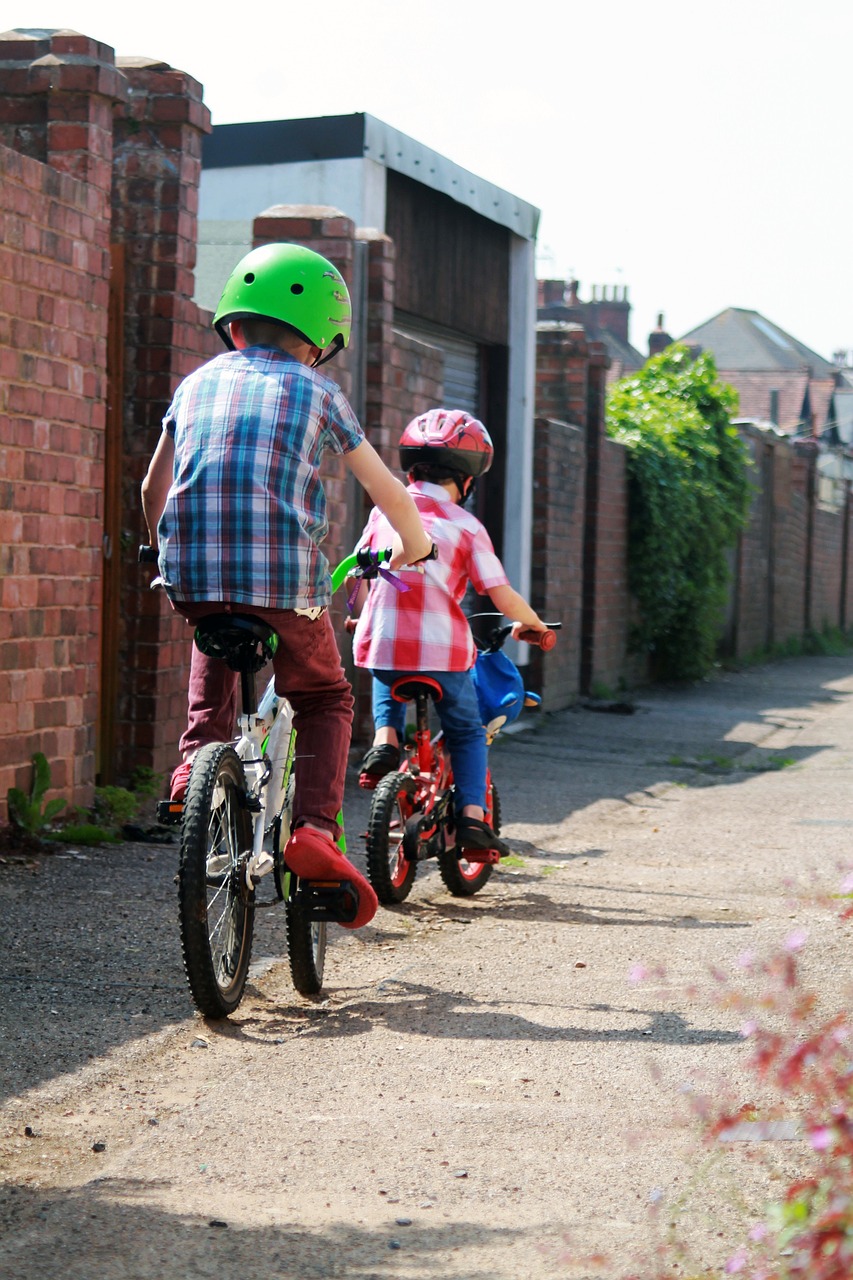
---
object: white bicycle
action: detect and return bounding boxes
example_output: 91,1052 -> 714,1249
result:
143,546 -> 393,1019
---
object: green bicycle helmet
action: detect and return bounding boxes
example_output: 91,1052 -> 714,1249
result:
214,242 -> 352,365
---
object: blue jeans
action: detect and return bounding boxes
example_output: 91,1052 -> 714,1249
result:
371,668 -> 487,811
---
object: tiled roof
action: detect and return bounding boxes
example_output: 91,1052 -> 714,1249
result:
679,308 -> 837,377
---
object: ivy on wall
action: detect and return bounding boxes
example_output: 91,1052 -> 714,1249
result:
606,344 -> 751,680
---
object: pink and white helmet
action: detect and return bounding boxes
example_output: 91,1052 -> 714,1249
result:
398,408 -> 494,478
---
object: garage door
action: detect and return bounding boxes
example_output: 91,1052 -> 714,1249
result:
394,315 -> 480,415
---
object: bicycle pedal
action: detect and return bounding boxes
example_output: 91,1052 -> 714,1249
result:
358,772 -> 380,790
458,848 -> 501,864
157,799 -> 183,825
294,878 -> 358,924
246,851 -> 275,886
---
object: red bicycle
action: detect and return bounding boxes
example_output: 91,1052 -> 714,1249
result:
362,619 -> 558,902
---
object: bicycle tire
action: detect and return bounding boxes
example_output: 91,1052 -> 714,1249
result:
178,743 -> 255,1018
365,770 -> 418,903
286,904 -> 327,996
438,781 -> 500,897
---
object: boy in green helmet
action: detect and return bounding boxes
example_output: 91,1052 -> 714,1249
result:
142,242 -> 433,929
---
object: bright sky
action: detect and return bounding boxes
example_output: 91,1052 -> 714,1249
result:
13,1 -> 853,362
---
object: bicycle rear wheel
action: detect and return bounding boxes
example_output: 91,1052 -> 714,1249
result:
178,743 -> 255,1017
438,780 -> 499,897
286,903 -> 327,996
365,771 -> 418,903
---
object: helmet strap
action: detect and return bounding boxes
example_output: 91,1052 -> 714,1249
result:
311,335 -> 345,368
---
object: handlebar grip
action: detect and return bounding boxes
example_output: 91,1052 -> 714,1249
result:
516,626 -> 557,651
138,545 -> 159,564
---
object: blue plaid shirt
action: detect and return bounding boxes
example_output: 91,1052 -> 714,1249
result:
157,346 -> 364,609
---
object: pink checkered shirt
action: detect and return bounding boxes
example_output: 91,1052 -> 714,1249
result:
353,481 -> 509,672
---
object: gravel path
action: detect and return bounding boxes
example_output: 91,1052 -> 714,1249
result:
1,655 -> 852,1278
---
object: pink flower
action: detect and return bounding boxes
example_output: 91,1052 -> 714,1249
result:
840,870 -> 853,893
748,1223 -> 768,1242
784,928 -> 808,952
809,1125 -> 833,1150
725,1246 -> 748,1273
740,1019 -> 758,1038
628,964 -> 648,984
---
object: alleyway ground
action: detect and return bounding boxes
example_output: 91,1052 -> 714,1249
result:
1,654 -> 852,1278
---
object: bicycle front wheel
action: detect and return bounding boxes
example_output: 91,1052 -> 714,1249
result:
178,743 -> 255,1018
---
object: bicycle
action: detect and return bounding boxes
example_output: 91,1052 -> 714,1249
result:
359,617 -> 559,904
140,544 -> 395,1019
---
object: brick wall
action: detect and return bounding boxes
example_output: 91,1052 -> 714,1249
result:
586,436 -> 631,693
712,425 -> 851,661
529,418 -> 585,708
110,56 -> 218,785
0,29 -> 127,815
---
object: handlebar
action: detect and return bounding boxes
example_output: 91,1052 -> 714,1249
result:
516,626 -> 558,651
139,543 -> 436,595
478,618 -> 561,654
329,543 -> 437,594
329,547 -> 394,594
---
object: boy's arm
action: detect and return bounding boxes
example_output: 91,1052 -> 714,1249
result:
345,439 -> 432,566
140,431 -> 175,547
487,582 -> 549,633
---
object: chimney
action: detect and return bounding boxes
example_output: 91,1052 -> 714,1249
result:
648,312 -> 673,358
591,283 -> 630,344
538,279 -> 567,307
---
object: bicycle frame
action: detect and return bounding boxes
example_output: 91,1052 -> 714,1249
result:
235,685 -> 296,887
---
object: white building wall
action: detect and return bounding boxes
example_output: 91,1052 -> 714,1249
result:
196,157 -> 387,312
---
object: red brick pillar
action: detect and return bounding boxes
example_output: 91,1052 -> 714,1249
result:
535,322 -> 590,428
0,28 -> 126,196
252,205 -> 358,403
250,207 -> 379,745
109,57 -> 217,783
0,29 -> 127,815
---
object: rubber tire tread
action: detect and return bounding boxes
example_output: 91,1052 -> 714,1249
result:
365,771 -> 419,903
438,783 -> 499,897
178,743 -> 255,1018
286,905 -> 327,996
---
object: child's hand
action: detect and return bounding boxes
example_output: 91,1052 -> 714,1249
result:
511,618 -> 549,637
389,535 -> 436,570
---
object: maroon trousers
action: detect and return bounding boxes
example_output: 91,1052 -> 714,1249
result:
174,602 -> 353,839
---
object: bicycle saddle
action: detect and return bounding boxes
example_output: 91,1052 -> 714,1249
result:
390,675 -> 444,704
193,613 -> 278,673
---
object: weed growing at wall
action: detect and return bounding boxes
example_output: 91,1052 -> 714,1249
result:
550,884 -> 853,1278
607,345 -> 751,680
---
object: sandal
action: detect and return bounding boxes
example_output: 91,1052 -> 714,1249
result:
455,815 -> 510,858
358,743 -> 401,780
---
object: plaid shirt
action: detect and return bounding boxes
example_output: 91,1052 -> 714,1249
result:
157,346 -> 363,609
353,481 -> 509,672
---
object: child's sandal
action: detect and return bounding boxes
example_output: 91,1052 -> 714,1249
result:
358,743 -> 401,779
455,815 -> 510,858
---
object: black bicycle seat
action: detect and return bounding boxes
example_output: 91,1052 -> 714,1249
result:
193,613 -> 278,673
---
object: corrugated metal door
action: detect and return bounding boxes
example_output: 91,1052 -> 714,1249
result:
394,315 -> 480,414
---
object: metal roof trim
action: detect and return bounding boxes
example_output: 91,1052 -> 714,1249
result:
204,112 -> 539,243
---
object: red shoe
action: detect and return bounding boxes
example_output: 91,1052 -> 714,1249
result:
284,828 -> 378,929
169,760 -> 193,803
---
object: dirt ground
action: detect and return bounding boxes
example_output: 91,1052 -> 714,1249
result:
1,654 -> 852,1279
